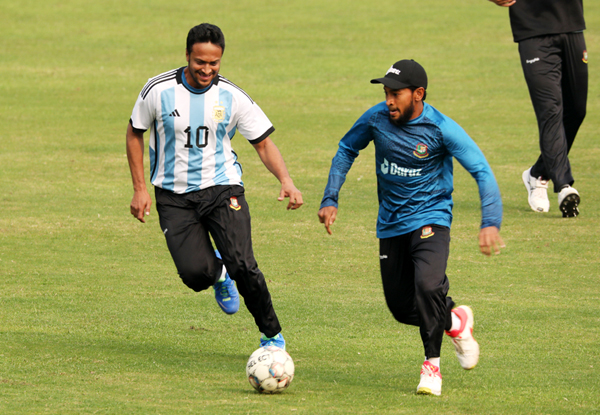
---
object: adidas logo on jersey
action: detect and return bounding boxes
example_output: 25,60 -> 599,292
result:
168,109 -> 181,117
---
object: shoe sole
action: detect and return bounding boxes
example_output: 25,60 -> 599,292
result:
452,337 -> 479,370
417,387 -> 441,396
560,193 -> 580,218
216,300 -> 239,315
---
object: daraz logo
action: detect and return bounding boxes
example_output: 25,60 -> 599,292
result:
380,158 -> 422,177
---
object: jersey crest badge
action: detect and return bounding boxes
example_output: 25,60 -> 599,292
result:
583,50 -> 588,64
229,197 -> 241,211
212,106 -> 226,123
413,143 -> 429,159
420,226 -> 435,239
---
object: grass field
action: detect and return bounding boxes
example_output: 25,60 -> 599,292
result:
1,0 -> 599,413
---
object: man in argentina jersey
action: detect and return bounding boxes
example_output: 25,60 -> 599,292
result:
126,23 -> 303,350
318,60 -> 504,396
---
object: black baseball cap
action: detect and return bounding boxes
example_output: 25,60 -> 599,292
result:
370,59 -> 428,90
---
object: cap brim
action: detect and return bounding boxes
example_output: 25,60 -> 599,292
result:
370,77 -> 412,90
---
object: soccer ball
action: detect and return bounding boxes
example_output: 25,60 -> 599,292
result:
246,346 -> 295,393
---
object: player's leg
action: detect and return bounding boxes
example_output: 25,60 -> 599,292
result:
408,228 -> 482,371
155,187 -> 221,292
410,225 -> 454,361
205,186 -> 283,346
381,228 -> 451,396
519,35 -> 573,192
379,233 -> 420,326
561,32 -> 587,155
555,32 -> 587,217
410,225 -> 455,396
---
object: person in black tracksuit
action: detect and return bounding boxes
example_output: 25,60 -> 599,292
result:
490,0 -> 587,218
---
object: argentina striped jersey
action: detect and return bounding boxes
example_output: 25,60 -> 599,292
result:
130,67 -> 274,193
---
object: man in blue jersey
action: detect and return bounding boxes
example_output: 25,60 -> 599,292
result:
126,23 -> 303,350
318,60 -> 504,396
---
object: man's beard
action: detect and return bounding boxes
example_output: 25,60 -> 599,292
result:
390,101 -> 415,126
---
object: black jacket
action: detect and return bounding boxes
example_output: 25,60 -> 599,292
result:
509,0 -> 586,42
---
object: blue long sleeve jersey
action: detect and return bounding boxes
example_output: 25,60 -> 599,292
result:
320,102 -> 503,239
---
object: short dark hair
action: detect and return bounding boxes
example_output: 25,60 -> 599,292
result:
186,23 -> 225,54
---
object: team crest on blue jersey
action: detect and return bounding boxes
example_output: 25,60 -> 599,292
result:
212,106 -> 226,123
420,226 -> 434,239
229,197 -> 241,211
413,143 -> 429,159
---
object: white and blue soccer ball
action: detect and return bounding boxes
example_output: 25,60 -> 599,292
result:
246,346 -> 295,393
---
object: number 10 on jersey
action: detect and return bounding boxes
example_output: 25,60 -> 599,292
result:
184,126 -> 209,149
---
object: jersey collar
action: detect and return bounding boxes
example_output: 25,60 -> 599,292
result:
177,66 -> 217,94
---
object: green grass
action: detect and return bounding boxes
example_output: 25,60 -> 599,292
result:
1,0 -> 599,413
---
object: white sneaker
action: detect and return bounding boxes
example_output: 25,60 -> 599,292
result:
558,186 -> 580,218
416,361 -> 442,396
446,305 -> 479,370
522,168 -> 550,212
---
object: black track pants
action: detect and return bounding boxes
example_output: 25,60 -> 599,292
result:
379,225 -> 455,359
519,32 -> 588,192
155,185 -> 281,338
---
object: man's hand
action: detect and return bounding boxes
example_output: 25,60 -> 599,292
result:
318,206 -> 338,235
479,226 -> 505,256
252,138 -> 303,210
278,178 -> 303,210
488,0 -> 516,7
130,190 -> 152,223
126,123 -> 151,223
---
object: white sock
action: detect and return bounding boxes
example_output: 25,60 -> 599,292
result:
217,265 -> 226,283
426,357 -> 440,368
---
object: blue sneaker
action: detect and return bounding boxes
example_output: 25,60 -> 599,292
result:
213,251 -> 239,315
260,333 -> 286,350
